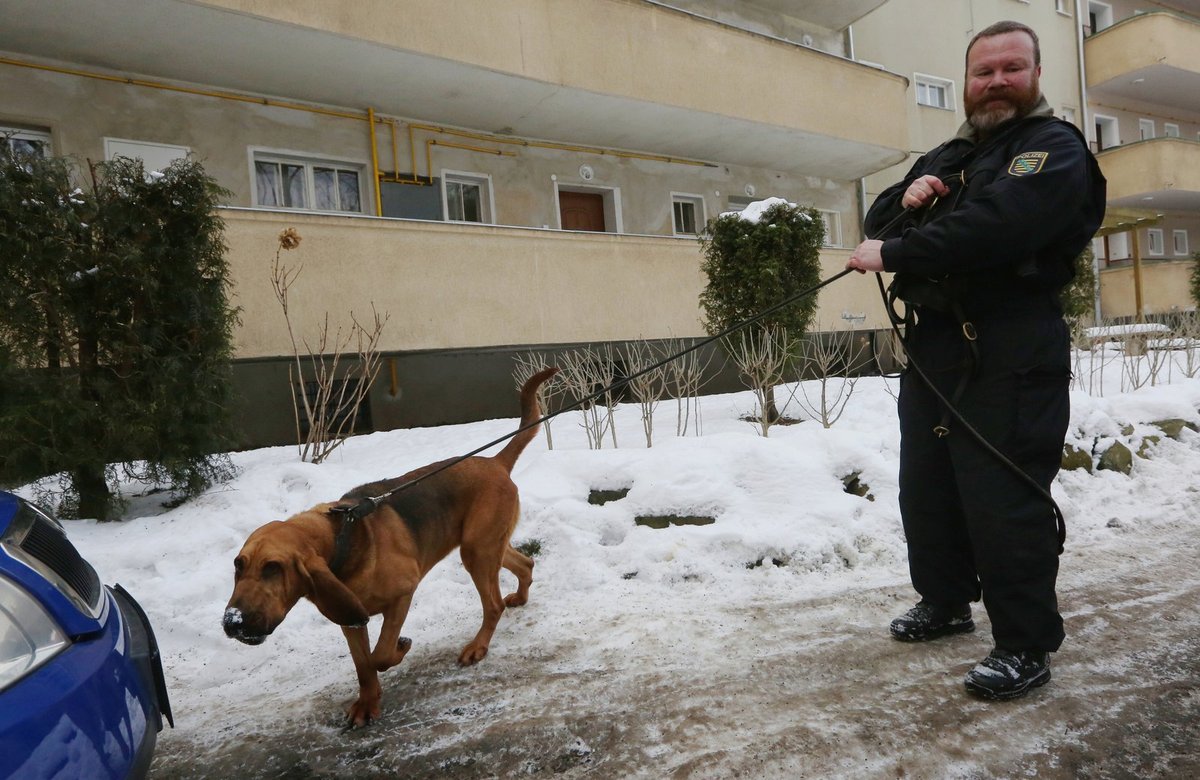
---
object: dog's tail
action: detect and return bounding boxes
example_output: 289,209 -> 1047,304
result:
493,367 -> 559,472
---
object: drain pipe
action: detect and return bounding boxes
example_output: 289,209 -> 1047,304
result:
1076,0 -> 1103,325
845,24 -> 871,242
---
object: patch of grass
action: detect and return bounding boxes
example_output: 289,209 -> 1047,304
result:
514,538 -> 543,558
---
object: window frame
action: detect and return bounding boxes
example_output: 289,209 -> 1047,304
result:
670,192 -> 706,237
914,73 -> 955,111
1164,123 -> 1180,139
2,124 -> 52,158
1087,1 -> 1114,35
249,148 -> 367,214
441,169 -> 496,224
818,209 -> 842,248
1093,113 -> 1120,151
1138,118 -> 1156,141
1146,228 -> 1164,257
1173,230 -> 1189,256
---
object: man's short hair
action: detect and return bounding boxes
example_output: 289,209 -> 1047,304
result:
966,20 -> 1041,68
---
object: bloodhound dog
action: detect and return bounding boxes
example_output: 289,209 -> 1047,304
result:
222,368 -> 557,726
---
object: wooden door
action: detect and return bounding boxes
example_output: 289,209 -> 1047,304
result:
559,191 -> 606,232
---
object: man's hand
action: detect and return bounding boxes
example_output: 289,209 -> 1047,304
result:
901,174 -> 950,209
846,239 -> 884,274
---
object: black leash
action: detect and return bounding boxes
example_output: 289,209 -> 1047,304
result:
872,252 -> 1067,553
328,199 -> 1064,571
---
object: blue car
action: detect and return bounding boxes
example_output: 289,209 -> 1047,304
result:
0,490 -> 172,779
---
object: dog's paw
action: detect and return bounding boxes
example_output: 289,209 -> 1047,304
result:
503,593 -> 528,608
345,698 -> 380,728
458,643 -> 489,666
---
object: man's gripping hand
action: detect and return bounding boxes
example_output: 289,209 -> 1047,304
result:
901,175 -> 950,210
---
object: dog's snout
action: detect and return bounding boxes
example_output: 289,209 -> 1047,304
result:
222,605 -> 243,635
223,605 -> 268,645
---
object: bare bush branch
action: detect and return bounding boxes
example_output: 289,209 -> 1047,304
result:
271,229 -> 388,464
793,328 -> 870,429
557,348 -> 612,449
514,352 -> 566,449
662,338 -> 717,437
623,340 -> 668,447
725,325 -> 796,437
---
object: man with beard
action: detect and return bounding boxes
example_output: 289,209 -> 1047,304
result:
845,21 -> 1105,700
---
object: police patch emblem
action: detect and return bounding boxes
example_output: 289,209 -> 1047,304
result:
1008,151 -> 1048,176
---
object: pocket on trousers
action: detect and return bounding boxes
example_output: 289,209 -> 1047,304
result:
1013,367 -> 1070,464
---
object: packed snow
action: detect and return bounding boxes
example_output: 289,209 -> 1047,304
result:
24,341 -> 1200,777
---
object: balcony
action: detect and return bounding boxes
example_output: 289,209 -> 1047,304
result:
221,209 -> 886,361
1095,137 -> 1200,211
1085,11 -> 1200,114
0,0 -> 908,180
659,0 -> 892,32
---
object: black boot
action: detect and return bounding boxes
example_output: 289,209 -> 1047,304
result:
964,648 -> 1051,700
889,600 -> 974,642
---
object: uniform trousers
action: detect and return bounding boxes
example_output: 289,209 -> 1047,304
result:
897,307 -> 1069,652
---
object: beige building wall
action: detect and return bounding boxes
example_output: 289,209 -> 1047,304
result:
0,53 -> 871,240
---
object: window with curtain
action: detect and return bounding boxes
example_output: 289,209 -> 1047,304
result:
253,154 -> 363,213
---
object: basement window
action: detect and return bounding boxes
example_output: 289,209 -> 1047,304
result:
252,151 -> 364,213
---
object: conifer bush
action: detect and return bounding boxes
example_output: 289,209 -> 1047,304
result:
0,150 -> 238,519
699,199 -> 825,420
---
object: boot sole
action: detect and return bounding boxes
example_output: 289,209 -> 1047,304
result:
964,667 -> 1051,701
890,619 -> 975,643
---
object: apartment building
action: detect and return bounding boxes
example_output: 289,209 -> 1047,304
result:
1083,0 -> 1200,322
1,0 -> 914,447
852,0 -> 1200,324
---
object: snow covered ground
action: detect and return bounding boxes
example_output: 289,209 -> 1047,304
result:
37,345 -> 1200,778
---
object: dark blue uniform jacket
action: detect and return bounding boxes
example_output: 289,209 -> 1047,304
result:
865,101 -> 1106,317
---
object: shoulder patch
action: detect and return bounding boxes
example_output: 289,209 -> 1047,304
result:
1008,151 -> 1048,176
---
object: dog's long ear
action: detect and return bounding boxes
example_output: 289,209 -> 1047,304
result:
296,555 -> 370,628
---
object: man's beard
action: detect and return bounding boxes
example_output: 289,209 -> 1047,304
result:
966,79 -> 1041,132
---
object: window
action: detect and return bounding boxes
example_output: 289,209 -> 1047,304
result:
3,125 -> 52,159
915,74 -> 954,110
253,151 -> 364,213
1107,231 -> 1129,262
1087,2 -> 1114,35
442,171 -> 493,223
818,210 -> 842,247
1147,229 -> 1164,256
1094,114 -> 1119,151
1139,119 -> 1156,141
1055,0 -> 1070,14
105,138 -> 189,175
1174,230 -> 1189,256
671,193 -> 706,236
1164,123 -> 1180,138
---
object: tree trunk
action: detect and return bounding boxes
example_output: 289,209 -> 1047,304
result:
73,463 -> 113,521
75,305 -> 112,520
763,384 -> 781,423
